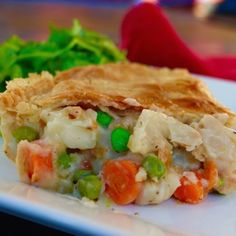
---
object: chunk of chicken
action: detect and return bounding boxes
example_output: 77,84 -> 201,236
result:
128,110 -> 202,162
193,115 -> 236,194
41,107 -> 98,150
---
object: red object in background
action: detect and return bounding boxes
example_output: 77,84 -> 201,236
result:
120,3 -> 236,81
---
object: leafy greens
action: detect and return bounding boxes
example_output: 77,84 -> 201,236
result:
0,20 -> 126,91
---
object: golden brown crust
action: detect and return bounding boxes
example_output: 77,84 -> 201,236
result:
0,71 -> 54,112
0,62 -> 234,122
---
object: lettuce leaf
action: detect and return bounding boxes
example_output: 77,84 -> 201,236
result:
0,20 -> 126,91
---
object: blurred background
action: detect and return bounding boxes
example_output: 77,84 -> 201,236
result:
0,0 -> 236,56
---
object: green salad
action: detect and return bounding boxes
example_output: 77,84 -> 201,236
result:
0,20 -> 125,91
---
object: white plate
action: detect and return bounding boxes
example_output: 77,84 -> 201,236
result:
0,75 -> 235,236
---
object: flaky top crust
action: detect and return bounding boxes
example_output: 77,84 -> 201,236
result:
0,62 -> 234,122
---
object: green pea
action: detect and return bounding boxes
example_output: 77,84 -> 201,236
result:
12,126 -> 38,143
142,155 -> 166,179
78,175 -> 102,200
96,111 -> 113,128
111,127 -> 131,152
57,152 -> 72,169
72,169 -> 92,184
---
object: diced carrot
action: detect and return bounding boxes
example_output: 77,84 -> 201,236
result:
174,175 -> 204,204
174,159 -> 219,204
29,152 -> 53,182
103,160 -> 142,205
25,143 -> 53,183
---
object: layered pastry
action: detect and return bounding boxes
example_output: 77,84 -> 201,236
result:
0,62 -> 235,205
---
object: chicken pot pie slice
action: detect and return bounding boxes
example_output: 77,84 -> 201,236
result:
0,62 -> 236,205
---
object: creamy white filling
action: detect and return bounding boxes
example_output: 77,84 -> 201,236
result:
34,107 -> 236,196
10,100 -> 236,205
173,148 -> 201,171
